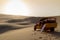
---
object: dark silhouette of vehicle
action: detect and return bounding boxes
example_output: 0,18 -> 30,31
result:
34,17 -> 57,32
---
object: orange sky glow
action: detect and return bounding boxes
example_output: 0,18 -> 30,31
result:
0,0 -> 60,17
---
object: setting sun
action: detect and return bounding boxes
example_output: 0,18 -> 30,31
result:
2,0 -> 30,16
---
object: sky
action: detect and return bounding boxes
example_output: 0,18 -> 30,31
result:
0,0 -> 60,17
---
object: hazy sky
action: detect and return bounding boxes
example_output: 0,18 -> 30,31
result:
0,0 -> 60,17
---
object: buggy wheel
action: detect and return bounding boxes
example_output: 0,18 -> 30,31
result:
34,26 -> 36,31
50,27 -> 54,32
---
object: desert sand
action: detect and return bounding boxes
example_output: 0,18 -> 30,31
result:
0,14 -> 60,40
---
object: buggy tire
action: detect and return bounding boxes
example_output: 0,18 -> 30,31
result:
34,26 -> 36,31
50,27 -> 54,32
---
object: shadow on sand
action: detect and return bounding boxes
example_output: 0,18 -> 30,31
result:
0,24 -> 26,34
6,17 -> 41,23
48,31 -> 60,38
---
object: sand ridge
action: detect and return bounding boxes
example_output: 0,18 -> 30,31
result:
0,27 -> 60,40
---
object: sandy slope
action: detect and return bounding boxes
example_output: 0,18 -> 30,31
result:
0,27 -> 33,40
0,26 -> 60,40
0,14 -> 60,40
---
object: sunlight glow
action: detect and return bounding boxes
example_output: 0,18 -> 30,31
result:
2,0 -> 30,16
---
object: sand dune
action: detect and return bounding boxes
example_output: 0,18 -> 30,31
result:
0,14 -> 60,40
0,27 -> 60,40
